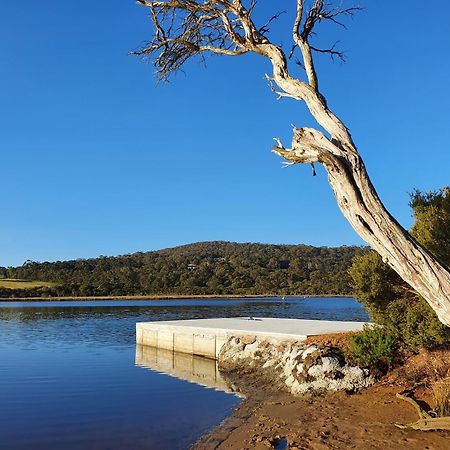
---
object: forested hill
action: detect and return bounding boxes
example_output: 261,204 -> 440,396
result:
0,241 -> 366,298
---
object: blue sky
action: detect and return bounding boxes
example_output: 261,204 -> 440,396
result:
1,1 -> 449,267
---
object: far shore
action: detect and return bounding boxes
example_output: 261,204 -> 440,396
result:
0,294 -> 353,302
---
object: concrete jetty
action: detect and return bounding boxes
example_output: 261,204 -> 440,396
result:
136,317 -> 367,359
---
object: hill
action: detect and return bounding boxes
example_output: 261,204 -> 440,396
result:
0,241 -> 366,298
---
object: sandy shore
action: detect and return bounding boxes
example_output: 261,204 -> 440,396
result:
195,384 -> 449,449
195,345 -> 450,449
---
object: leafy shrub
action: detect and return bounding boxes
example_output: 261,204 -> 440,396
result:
349,325 -> 396,371
350,188 -> 450,351
349,251 -> 401,317
385,298 -> 450,349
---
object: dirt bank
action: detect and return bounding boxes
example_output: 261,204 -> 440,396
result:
196,385 -> 449,449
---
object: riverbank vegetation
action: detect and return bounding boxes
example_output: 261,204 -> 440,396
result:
0,242 -> 364,298
346,189 -> 450,431
350,188 -> 450,354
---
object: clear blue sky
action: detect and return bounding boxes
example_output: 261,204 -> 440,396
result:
1,1 -> 449,267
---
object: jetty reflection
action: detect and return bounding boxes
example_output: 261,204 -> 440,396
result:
135,344 -> 238,394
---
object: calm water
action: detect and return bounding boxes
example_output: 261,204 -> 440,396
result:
0,297 -> 368,450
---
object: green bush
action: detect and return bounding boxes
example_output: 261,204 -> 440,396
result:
349,325 -> 396,371
350,188 -> 450,351
386,298 -> 450,348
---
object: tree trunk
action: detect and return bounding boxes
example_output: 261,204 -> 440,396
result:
275,127 -> 450,326
263,44 -> 450,327
333,160 -> 450,327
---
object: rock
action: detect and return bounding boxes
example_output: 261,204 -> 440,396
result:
262,359 -> 275,369
302,345 -> 319,358
218,337 -> 375,396
241,335 -> 257,346
308,356 -> 341,377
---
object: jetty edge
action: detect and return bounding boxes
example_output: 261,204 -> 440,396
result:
135,317 -> 367,359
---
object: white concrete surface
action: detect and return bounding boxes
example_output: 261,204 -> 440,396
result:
136,317 -> 367,359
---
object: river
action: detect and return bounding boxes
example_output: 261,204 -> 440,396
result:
0,297 -> 368,450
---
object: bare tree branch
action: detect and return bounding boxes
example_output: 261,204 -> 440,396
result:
265,74 -> 299,100
302,1 -> 363,39
292,0 -> 319,91
132,0 -> 249,79
290,1 -> 361,91
310,42 -> 346,62
258,10 -> 285,37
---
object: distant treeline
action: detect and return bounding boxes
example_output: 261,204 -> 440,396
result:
0,241 -> 366,298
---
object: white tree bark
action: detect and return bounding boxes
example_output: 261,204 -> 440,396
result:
273,127 -> 450,327
262,41 -> 450,326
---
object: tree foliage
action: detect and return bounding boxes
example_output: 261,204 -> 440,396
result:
410,188 -> 450,265
0,241 -> 363,298
350,188 -> 450,349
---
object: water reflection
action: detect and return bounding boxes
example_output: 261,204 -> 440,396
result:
136,345 -> 236,394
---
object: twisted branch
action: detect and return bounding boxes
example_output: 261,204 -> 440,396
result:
132,0 -> 250,79
395,391 -> 450,431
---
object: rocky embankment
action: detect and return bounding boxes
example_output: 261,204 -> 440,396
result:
218,336 -> 374,395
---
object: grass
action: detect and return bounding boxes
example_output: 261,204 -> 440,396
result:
0,278 -> 55,289
432,377 -> 450,417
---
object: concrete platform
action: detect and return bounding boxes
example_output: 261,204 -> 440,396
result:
136,317 -> 367,359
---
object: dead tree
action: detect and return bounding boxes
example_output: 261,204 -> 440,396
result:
133,0 -> 450,326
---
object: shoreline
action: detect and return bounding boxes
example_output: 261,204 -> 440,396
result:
195,384 -> 450,449
195,342 -> 450,449
0,294 -> 353,302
